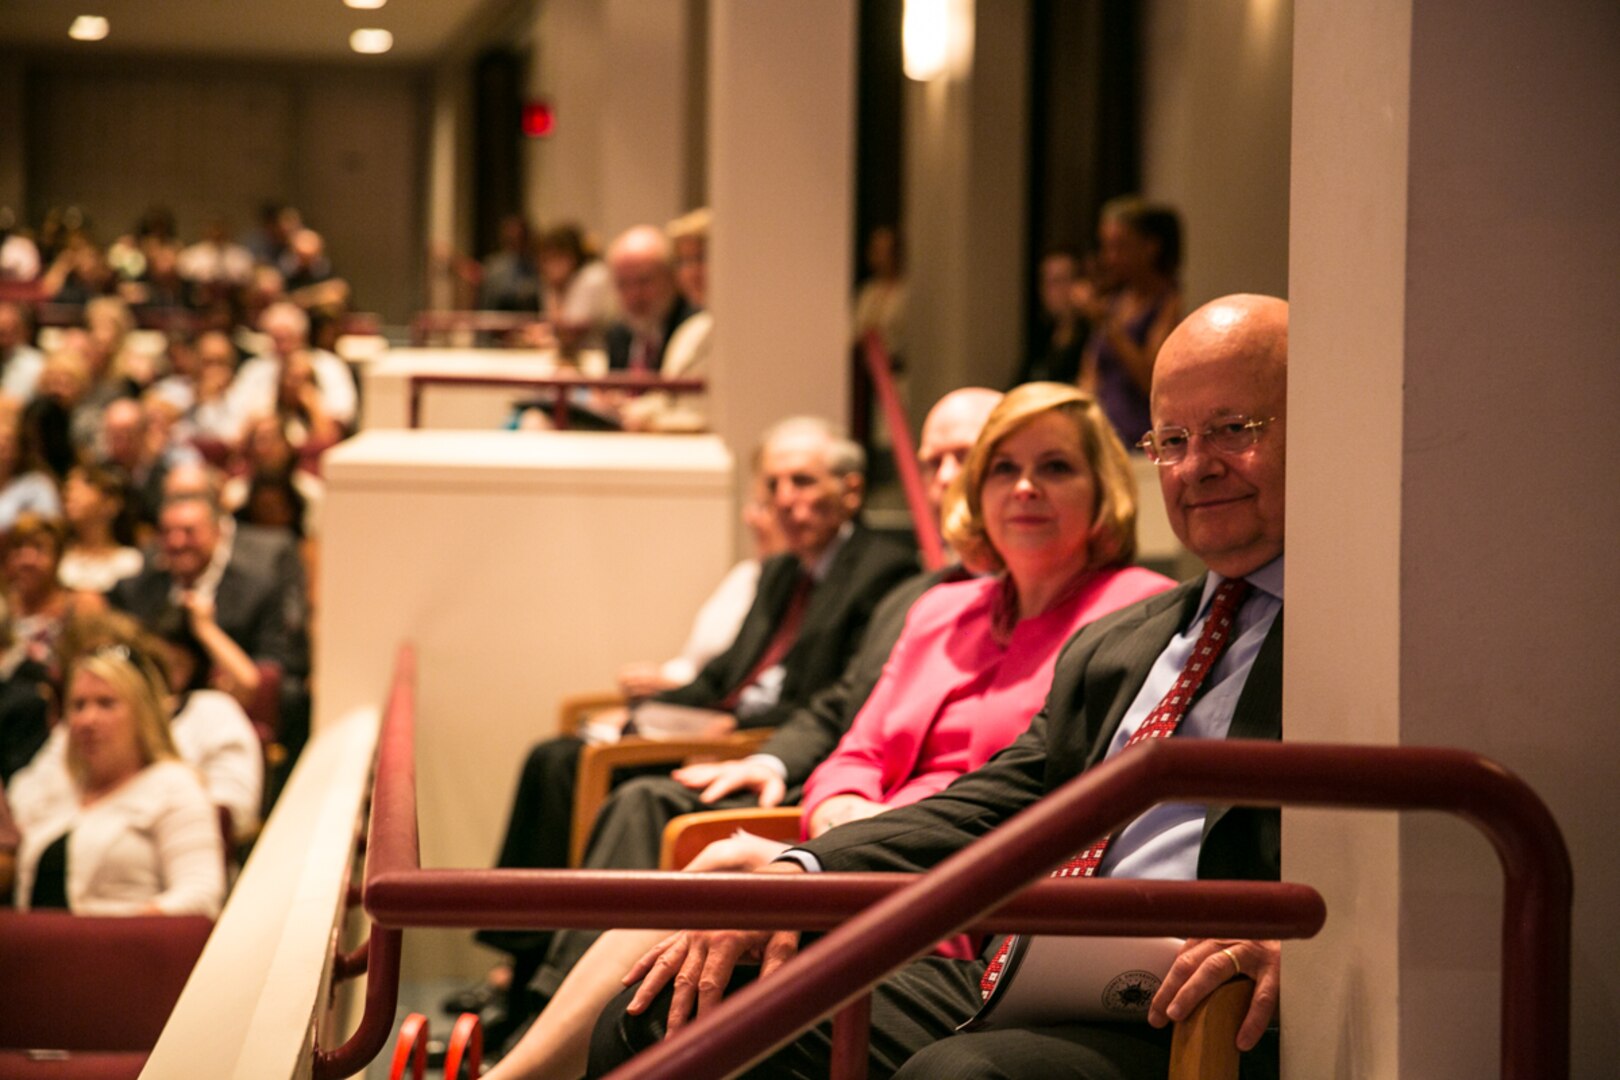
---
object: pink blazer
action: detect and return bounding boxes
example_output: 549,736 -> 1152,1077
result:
797,565 -> 1174,959
801,565 -> 1176,829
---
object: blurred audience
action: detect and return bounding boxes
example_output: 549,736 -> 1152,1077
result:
851,225 -> 907,364
8,639 -> 225,915
0,302 -> 44,403
110,493 -> 308,712
226,301 -> 356,441
0,515 -> 75,682
603,225 -> 696,374
0,406 -> 63,529
1074,196 -> 1184,443
537,224 -> 616,354
58,465 -> 142,594
221,416 -> 324,540
1017,248 -> 1089,386
619,209 -> 712,433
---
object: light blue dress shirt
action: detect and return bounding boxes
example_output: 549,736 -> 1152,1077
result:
1095,556 -> 1284,881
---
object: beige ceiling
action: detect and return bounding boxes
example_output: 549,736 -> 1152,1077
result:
0,0 -> 514,66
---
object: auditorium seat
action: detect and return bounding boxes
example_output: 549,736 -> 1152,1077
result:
0,911 -> 213,1077
558,689 -> 775,865
659,805 -> 802,869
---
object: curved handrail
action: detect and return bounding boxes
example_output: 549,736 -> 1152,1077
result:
604,741 -> 1571,1080
860,331 -> 945,570
337,645 -> 1570,1080
311,645 -> 416,1080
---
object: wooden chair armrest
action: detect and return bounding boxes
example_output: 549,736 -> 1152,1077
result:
569,730 -> 773,866
1169,974 -> 1254,1080
660,807 -> 804,870
556,690 -> 627,736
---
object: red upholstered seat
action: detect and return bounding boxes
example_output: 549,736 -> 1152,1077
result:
0,911 -> 213,1054
0,1050 -> 151,1079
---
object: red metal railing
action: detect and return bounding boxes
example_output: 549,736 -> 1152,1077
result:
406,372 -> 706,430
860,331 -> 945,571
324,646 -> 1571,1080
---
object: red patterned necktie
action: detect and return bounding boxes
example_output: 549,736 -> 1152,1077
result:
979,577 -> 1254,998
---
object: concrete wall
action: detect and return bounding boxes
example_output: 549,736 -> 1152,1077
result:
1142,0 -> 1293,305
705,0 -> 857,537
527,0 -> 700,239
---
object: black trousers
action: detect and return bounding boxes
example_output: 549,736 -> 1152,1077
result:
476,739 -> 679,978
583,953 -> 1256,1080
474,735 -> 586,963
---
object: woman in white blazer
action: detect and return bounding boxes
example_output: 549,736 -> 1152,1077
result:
10,644 -> 224,916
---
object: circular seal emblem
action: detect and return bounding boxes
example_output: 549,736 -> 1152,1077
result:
1101,969 -> 1162,1016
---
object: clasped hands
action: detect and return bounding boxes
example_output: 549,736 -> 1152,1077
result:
623,861 -> 1280,1050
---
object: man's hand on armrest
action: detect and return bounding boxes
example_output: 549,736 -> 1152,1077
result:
1148,937 -> 1280,1051
671,756 -> 788,807
623,860 -> 805,1033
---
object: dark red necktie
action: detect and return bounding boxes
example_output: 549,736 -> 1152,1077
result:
718,572 -> 813,711
629,335 -> 655,374
979,577 -> 1253,998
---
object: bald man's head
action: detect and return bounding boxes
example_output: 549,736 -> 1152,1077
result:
608,225 -> 678,329
918,388 -> 1003,518
1149,294 -> 1288,577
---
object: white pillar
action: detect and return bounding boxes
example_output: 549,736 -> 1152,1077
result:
903,0 -> 1031,402
705,0 -> 857,487
1287,1 -> 1620,1075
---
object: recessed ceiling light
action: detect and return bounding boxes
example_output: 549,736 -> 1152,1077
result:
349,28 -> 393,54
68,15 -> 110,42
344,0 -> 388,10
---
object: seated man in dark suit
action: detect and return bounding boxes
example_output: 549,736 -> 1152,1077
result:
591,294 -> 1290,1080
466,416 -> 916,1034
603,225 -> 699,373
109,493 -> 311,766
509,389 -> 1005,1016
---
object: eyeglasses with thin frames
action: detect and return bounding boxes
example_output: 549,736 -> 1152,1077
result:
1136,416 -> 1277,465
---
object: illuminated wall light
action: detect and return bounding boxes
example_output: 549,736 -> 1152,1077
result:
68,15 -> 110,42
344,0 -> 388,10
349,28 -> 394,55
902,0 -> 973,82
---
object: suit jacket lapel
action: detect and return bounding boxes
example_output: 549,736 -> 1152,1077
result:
1081,578 -> 1206,773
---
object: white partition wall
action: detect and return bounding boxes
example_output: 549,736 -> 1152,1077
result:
317,430 -> 734,977
1287,1 -> 1620,1075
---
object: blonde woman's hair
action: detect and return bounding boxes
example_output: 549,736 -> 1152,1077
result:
941,382 -> 1138,573
64,645 -> 177,788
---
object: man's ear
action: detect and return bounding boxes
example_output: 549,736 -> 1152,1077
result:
840,472 -> 866,516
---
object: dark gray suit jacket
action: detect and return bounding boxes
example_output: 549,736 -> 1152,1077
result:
655,525 -> 917,731
604,296 -> 700,371
801,577 -> 1283,883
109,525 -> 311,679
